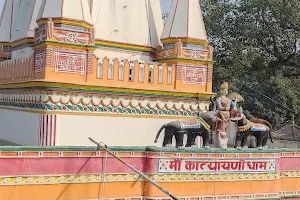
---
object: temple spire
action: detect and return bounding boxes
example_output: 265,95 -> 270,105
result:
90,0 -> 163,47
155,0 -> 213,94
10,0 -> 43,40
89,0 -> 164,60
8,0 -> 43,59
0,0 -> 15,60
0,0 -> 14,42
37,0 -> 92,25
161,0 -> 207,45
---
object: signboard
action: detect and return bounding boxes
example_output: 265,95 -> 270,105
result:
158,158 -> 276,174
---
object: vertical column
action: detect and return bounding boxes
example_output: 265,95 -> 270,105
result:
38,114 -> 57,146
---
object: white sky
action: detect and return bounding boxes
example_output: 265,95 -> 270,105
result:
0,0 -> 3,11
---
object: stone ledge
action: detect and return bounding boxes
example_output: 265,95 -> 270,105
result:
0,146 -> 299,154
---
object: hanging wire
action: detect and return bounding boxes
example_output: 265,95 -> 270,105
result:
231,78 -> 296,114
100,151 -> 108,200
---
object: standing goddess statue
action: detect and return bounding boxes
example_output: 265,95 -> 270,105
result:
214,82 -> 239,149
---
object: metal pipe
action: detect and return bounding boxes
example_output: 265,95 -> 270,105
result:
88,137 -> 179,200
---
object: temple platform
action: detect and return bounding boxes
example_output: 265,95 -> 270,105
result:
0,146 -> 299,200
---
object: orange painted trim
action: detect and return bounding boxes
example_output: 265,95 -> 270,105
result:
2,179 -> 299,199
144,180 -> 281,197
37,17 -> 93,29
280,177 -> 300,192
0,182 -> 143,200
161,37 -> 208,46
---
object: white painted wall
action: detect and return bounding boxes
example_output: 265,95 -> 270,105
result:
0,109 -> 39,145
11,47 -> 34,59
269,140 -> 300,149
90,0 -> 163,48
56,114 -> 191,147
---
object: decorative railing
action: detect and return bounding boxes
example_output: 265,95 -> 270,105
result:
93,57 -> 176,89
0,56 -> 33,83
0,55 -> 176,91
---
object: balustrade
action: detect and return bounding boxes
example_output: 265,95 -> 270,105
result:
0,55 -> 176,91
0,56 -> 33,83
95,57 -> 176,90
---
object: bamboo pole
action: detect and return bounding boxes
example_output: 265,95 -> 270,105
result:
88,137 -> 179,200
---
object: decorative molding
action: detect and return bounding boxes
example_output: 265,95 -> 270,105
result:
0,150 -> 282,159
0,87 -> 210,117
182,49 -> 210,61
34,25 -> 46,44
158,49 -> 175,59
157,58 -> 214,66
207,67 -> 213,82
37,18 -> 93,29
0,150 -> 146,158
144,193 -> 279,200
281,171 -> 300,178
95,40 -> 155,54
156,47 -> 212,63
54,29 -> 90,45
182,66 -> 207,85
0,98 -> 206,117
0,174 -> 140,185
83,192 -> 300,200
0,82 -> 214,99
35,50 -> 46,73
10,37 -> 35,48
0,149 -> 286,159
0,172 -> 283,186
161,37 -> 209,46
54,51 -> 87,75
149,172 -> 280,182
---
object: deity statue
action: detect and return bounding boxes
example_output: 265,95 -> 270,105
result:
214,82 -> 240,149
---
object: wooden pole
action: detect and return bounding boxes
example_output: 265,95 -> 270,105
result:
88,137 -> 179,200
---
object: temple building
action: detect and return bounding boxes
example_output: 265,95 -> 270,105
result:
270,123 -> 300,148
0,0 -> 213,146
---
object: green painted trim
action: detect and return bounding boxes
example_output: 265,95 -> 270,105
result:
0,82 -> 214,100
281,195 -> 300,199
0,146 -> 146,152
1,101 -> 199,117
155,57 -> 216,64
32,40 -> 98,49
95,43 -> 154,54
145,146 -> 300,153
11,42 -> 34,49
252,198 -> 280,200
0,145 -> 299,153
0,86 -> 202,99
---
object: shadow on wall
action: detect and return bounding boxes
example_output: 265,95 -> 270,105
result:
0,138 -> 22,146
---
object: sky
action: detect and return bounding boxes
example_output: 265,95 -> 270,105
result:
0,0 -> 172,15
0,0 -> 3,11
